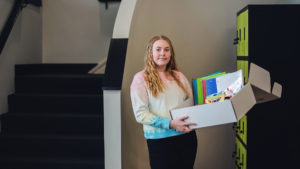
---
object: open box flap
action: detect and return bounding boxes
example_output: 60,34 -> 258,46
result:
248,63 -> 271,93
272,82 -> 282,98
231,83 -> 256,121
251,82 -> 282,104
251,85 -> 276,104
248,63 -> 282,103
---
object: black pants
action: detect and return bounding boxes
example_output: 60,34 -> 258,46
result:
146,131 -> 198,169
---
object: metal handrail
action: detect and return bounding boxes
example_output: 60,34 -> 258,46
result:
0,0 -> 41,55
98,0 -> 121,10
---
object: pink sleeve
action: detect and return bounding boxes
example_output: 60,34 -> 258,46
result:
130,72 -> 145,91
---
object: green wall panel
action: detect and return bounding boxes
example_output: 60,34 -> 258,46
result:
237,9 -> 249,56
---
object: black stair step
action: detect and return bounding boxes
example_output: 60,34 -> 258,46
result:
0,134 -> 104,158
16,74 -> 104,94
0,113 -> 103,136
8,93 -> 103,114
15,64 -> 97,75
0,157 -> 104,169
15,74 -> 104,94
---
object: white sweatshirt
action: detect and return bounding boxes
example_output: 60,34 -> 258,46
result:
130,70 -> 193,139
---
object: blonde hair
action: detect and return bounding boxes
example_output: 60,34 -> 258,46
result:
144,35 -> 189,97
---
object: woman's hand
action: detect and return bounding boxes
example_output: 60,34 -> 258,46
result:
170,116 -> 197,133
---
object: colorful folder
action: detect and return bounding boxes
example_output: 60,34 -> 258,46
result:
192,72 -> 226,105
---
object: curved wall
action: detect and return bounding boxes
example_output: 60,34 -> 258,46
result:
121,0 -> 297,169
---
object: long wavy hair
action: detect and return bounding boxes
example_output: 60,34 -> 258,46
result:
144,35 -> 189,97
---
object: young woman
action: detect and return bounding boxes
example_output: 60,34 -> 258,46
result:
130,35 -> 198,169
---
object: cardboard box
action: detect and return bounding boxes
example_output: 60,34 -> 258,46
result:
170,63 -> 282,129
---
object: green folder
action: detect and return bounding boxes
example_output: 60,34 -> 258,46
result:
194,72 -> 226,104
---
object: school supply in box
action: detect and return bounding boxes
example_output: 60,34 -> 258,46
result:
192,72 -> 226,105
171,63 -> 282,129
192,69 -> 243,105
205,92 -> 225,103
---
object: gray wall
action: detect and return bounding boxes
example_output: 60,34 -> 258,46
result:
121,0 -> 298,169
0,2 -> 42,117
42,0 -> 120,63
0,0 -> 13,33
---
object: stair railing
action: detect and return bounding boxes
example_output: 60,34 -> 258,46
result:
98,0 -> 121,10
0,0 -> 41,56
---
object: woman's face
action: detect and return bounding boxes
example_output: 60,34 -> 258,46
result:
152,39 -> 171,71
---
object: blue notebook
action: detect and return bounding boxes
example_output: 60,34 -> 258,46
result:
192,79 -> 198,105
205,78 -> 218,96
192,72 -> 226,105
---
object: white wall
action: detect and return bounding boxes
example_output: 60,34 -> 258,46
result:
112,0 -> 137,38
42,0 -> 120,63
0,3 -> 42,117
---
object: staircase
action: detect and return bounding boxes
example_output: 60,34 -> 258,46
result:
0,64 -> 105,169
